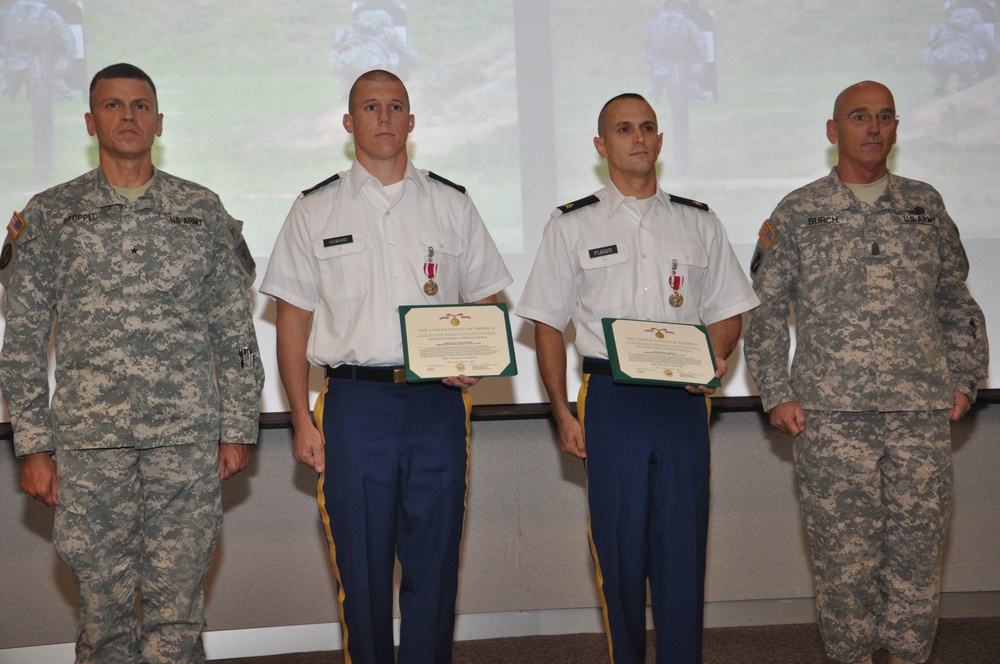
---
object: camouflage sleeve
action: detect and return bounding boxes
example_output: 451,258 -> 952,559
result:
935,212 -> 989,402
0,205 -> 57,456
743,214 -> 799,412
204,211 -> 264,445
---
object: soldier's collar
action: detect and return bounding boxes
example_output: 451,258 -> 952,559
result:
349,160 -> 426,199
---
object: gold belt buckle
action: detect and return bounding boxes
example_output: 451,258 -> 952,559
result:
392,368 -> 407,383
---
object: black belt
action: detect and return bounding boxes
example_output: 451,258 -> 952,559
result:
582,358 -> 612,376
326,365 -> 407,383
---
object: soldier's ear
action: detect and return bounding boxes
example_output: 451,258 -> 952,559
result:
826,119 -> 838,145
343,113 -> 354,134
594,136 -> 607,158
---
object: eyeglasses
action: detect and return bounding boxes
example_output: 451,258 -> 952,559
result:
833,112 -> 898,126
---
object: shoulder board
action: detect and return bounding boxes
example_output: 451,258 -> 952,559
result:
557,195 -> 599,214
428,171 -> 466,194
669,193 -> 709,211
301,173 -> 342,197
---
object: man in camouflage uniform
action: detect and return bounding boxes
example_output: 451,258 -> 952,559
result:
0,63 -> 264,663
743,81 -> 988,664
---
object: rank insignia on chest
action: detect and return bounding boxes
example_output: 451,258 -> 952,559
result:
757,220 -> 776,250
868,238 -> 887,258
7,211 -> 26,240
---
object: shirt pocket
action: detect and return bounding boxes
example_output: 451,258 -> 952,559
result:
147,231 -> 212,300
313,234 -> 369,302
671,245 -> 708,292
795,226 -> 856,308
896,222 -> 940,297
577,243 -> 631,314
418,232 -> 462,293
56,220 -> 116,299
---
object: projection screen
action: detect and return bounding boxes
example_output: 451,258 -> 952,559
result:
1,0 -> 998,416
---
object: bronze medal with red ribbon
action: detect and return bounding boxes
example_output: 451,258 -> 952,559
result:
668,259 -> 684,307
423,246 -> 438,296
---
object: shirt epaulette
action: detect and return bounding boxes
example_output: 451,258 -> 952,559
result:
302,173 -> 342,197
669,193 -> 709,211
428,171 -> 467,194
557,195 -> 600,214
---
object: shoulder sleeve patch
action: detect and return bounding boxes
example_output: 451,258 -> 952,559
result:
302,173 -> 342,197
0,235 -> 17,288
557,194 -> 600,214
668,194 -> 709,211
749,246 -> 765,278
0,238 -> 14,271
222,216 -> 256,282
428,171 -> 467,194
234,238 -> 256,280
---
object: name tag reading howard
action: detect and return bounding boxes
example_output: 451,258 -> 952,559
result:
601,318 -> 720,388
399,303 -> 517,381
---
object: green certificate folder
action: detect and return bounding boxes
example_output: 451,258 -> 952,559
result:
400,303 -> 518,382
601,318 -> 720,388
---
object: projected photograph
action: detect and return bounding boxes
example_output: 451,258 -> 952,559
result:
0,0 -> 522,256
549,0 -> 1000,245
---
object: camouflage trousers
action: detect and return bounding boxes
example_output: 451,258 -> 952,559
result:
794,410 -> 952,664
53,443 -> 222,664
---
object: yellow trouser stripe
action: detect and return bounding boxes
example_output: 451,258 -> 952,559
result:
314,379 -> 353,664
578,373 -> 616,662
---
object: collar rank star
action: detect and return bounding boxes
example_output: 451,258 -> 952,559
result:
668,259 -> 684,307
423,246 -> 438,296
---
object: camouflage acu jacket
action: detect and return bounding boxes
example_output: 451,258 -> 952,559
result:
0,168 -> 264,456
744,170 -> 988,413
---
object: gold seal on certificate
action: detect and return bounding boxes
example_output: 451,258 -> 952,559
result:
601,318 -> 720,388
399,303 -> 518,381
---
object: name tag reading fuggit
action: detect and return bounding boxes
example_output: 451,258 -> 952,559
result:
588,244 -> 618,259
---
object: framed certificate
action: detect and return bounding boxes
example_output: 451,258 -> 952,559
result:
399,303 -> 518,381
601,318 -> 720,388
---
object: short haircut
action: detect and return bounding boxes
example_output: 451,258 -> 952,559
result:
597,92 -> 650,137
348,69 -> 409,115
88,63 -> 157,112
